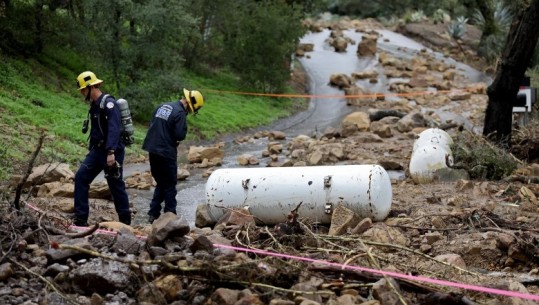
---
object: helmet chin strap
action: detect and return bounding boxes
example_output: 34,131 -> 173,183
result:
85,87 -> 92,102
189,101 -> 198,116
188,92 -> 198,115
182,99 -> 192,114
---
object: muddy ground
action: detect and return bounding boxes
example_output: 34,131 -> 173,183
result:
2,18 -> 539,305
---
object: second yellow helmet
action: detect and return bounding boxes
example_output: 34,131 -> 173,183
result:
183,88 -> 204,113
76,71 -> 103,90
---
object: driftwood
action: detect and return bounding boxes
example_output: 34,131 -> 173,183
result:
13,132 -> 45,210
309,264 -> 437,294
504,175 -> 539,184
368,109 -> 406,121
43,223 -> 99,238
309,265 -> 478,305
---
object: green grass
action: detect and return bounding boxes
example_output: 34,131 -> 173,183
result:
0,53 -> 306,182
160,70 -> 303,140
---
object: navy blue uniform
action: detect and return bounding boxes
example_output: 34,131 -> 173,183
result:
74,93 -> 131,225
142,101 -> 187,219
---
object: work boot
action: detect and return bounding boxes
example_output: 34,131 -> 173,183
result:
148,215 -> 158,224
118,213 -> 131,226
73,218 -> 89,227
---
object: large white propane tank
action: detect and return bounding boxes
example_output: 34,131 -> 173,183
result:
204,164 -> 392,224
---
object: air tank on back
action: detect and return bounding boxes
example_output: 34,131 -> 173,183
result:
116,98 -> 135,145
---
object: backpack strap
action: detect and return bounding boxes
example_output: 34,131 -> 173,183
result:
99,94 -> 110,109
85,110 -> 91,142
97,94 -> 111,137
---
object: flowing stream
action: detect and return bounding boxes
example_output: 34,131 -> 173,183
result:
126,28 -> 491,226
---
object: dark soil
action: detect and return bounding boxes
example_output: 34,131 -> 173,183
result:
3,18 -> 539,305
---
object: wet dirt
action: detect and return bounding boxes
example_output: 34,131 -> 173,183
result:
22,18 -> 539,304
124,21 -> 492,227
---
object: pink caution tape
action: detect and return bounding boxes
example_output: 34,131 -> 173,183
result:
213,243 -> 539,301
25,202 -> 539,301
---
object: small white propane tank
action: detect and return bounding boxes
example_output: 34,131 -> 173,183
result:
409,128 -> 454,184
412,128 -> 453,152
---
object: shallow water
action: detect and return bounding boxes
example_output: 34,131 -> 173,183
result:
127,29 -> 491,226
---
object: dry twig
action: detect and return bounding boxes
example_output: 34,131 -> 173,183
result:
13,132 -> 45,210
44,223 -> 99,238
320,235 -> 479,277
358,239 -> 408,305
7,257 -> 78,305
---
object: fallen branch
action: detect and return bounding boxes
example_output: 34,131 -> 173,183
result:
231,280 -> 334,296
388,224 -> 460,231
320,235 -> 479,277
212,204 -> 266,225
44,223 -> 99,238
309,263 -> 440,295
504,175 -> 539,184
7,257 -> 78,305
13,132 -> 45,210
359,239 -> 408,305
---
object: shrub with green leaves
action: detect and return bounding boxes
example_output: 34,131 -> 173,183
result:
411,10 -> 426,22
447,16 -> 469,40
471,0 -> 512,62
432,9 -> 450,24
451,131 -> 518,180
403,10 -> 426,23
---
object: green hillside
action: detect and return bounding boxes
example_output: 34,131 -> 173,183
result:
0,51 -> 307,183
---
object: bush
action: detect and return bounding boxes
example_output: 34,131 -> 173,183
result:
432,9 -> 450,24
452,131 -> 518,180
447,16 -> 468,40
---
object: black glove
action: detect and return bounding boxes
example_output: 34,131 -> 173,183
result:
105,161 -> 122,179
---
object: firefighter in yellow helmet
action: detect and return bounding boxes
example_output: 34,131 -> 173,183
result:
142,88 -> 204,223
73,71 -> 131,226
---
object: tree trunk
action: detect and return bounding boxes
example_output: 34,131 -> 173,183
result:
483,0 -> 539,146
33,0 -> 44,53
112,6 -> 121,91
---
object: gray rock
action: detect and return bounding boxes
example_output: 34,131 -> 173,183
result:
148,246 -> 169,258
189,235 -> 214,254
0,263 -> 13,281
44,263 -> 69,277
71,256 -> 138,295
111,227 -> 145,255
45,238 -> 94,264
136,283 -> 167,305
148,213 -> 190,246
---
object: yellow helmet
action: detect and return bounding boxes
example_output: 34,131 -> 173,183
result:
76,71 -> 103,90
183,88 -> 204,114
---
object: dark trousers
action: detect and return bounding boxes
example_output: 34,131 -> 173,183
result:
148,153 -> 178,218
74,148 -> 131,224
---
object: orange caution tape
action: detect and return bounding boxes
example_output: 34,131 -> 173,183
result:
202,87 -> 476,99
